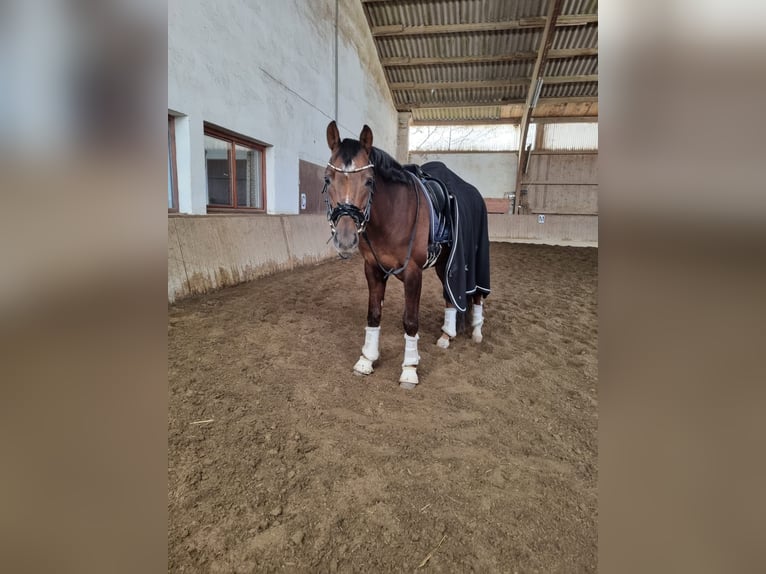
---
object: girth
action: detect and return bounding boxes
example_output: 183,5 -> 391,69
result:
403,167 -> 452,269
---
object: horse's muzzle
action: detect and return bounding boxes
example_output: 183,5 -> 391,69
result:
332,216 -> 360,257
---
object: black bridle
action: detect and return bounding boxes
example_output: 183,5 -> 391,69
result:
322,162 -> 375,234
323,162 -> 420,278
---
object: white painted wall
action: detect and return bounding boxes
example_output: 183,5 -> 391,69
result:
168,0 -> 398,215
409,152 -> 518,199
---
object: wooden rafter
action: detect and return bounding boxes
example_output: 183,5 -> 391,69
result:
380,48 -> 598,67
389,76 -> 598,92
371,14 -> 596,37
361,0 -> 598,131
397,96 -> 598,111
515,0 -> 565,205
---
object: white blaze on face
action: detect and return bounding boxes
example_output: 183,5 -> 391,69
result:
343,160 -> 355,204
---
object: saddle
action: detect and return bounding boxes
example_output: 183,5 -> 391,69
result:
403,164 -> 452,268
403,164 -> 450,219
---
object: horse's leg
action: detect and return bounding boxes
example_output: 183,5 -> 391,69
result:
353,262 -> 386,376
399,266 -> 422,390
436,303 -> 457,349
434,254 -> 456,349
470,292 -> 485,343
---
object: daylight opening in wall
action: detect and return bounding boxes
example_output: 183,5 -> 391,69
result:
542,123 -> 598,151
409,124 -> 536,152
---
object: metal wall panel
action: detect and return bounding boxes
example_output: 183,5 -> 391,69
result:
542,123 -> 598,150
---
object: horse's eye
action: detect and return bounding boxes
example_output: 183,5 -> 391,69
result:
365,179 -> 374,188
324,176 -> 331,185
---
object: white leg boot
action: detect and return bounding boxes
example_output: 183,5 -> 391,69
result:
471,304 -> 484,343
436,307 -> 457,349
399,333 -> 420,389
353,326 -> 380,375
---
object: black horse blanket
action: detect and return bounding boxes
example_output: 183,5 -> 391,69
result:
421,161 -> 491,312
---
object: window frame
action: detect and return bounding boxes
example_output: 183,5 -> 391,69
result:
168,115 -> 179,213
204,123 -> 267,213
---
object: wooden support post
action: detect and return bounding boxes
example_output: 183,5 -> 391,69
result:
514,0 -> 564,214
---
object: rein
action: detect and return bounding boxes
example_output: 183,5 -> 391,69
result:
362,174 -> 420,280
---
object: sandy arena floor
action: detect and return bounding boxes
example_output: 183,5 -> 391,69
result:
168,242 -> 598,573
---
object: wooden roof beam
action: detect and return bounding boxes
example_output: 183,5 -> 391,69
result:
380,48 -> 598,67
515,0 -> 565,205
389,75 -> 597,91
397,96 -> 598,111
371,14 -> 597,37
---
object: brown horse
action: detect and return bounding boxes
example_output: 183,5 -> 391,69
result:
323,121 -> 490,389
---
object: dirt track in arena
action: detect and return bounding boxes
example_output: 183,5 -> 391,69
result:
168,242 -> 598,573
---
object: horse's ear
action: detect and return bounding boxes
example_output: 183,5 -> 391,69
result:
359,125 -> 373,153
326,121 -> 340,150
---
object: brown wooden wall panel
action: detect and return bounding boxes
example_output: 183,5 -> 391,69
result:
298,159 -> 326,215
522,153 -> 598,215
484,198 -> 510,214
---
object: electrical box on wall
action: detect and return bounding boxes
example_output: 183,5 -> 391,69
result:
538,214 -> 545,224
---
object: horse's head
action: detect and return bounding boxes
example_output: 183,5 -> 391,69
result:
324,121 -> 375,258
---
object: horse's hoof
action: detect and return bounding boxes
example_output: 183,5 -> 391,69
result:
353,355 -> 374,376
436,336 -> 450,349
399,366 -> 418,388
472,332 -> 483,343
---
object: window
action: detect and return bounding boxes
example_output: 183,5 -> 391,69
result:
168,115 -> 179,212
541,123 -> 598,151
204,124 -> 266,212
409,124 -> 536,152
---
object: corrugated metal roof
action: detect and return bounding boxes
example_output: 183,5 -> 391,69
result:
386,60 -> 536,84
365,0 -> 548,28
543,55 -> 598,77
541,81 -> 598,98
375,29 -> 544,60
561,0 -> 598,16
361,0 -> 598,123
552,22 -> 598,50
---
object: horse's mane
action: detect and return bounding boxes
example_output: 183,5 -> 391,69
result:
337,138 -> 410,185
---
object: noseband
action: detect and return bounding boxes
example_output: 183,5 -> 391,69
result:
322,162 -> 375,234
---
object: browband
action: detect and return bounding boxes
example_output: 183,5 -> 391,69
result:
326,162 -> 374,174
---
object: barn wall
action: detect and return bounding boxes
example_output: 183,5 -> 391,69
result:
168,0 -> 398,215
168,215 -> 335,303
488,214 -> 597,246
168,0 -> 397,301
409,151 -> 518,200
168,212 -> 597,302
522,152 -> 598,215
168,212 -> 596,302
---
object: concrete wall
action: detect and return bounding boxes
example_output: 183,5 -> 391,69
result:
409,151 -> 517,199
168,212 -> 598,303
168,215 -> 335,302
522,152 -> 598,215
168,213 -> 595,303
488,214 -> 597,246
168,0 -> 398,215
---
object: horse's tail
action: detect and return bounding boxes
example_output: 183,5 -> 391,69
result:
455,298 -> 473,334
